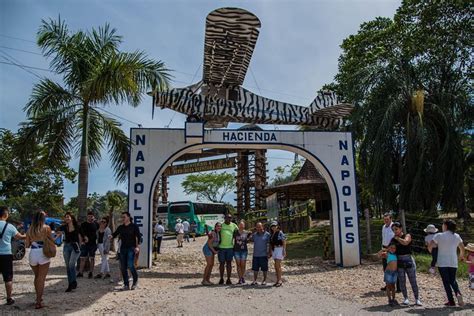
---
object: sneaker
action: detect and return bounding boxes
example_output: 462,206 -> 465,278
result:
392,299 -> 399,305
415,299 -> 423,306
94,274 -> 103,279
237,279 -> 243,285
201,280 -> 211,286
226,279 -> 232,285
77,272 -> 83,278
65,285 -> 73,293
131,283 -> 137,290
6,298 -> 15,305
241,278 -> 246,284
428,267 -> 435,274
251,281 -> 258,286
119,285 -> 130,291
456,293 -> 464,306
261,281 -> 266,286
218,278 -> 224,285
88,272 -> 93,279
104,273 -> 111,279
444,301 -> 456,307
402,298 -> 410,305
71,281 -> 77,289
388,299 -> 394,306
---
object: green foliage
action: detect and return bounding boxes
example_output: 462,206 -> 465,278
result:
333,1 -> 472,217
181,172 -> 235,203
271,159 -> 304,186
18,18 -> 170,220
0,129 -> 76,219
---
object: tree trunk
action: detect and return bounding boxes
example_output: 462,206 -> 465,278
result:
77,105 -> 90,222
457,190 -> 471,220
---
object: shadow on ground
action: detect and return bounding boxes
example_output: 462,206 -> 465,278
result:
363,303 -> 474,316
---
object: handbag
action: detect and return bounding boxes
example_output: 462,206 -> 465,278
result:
42,228 -> 57,258
72,242 -> 80,253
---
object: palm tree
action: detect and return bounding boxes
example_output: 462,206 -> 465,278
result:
19,18 -> 170,221
106,191 -> 126,250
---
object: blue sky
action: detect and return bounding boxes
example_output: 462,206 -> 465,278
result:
0,0 -> 400,204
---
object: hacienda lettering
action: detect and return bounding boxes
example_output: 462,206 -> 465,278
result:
222,131 -> 277,142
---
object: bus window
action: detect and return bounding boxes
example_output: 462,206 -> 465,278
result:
169,204 -> 191,214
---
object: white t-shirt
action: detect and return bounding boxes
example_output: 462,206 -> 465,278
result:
381,223 -> 394,247
432,231 -> 463,268
154,224 -> 165,237
175,223 -> 184,234
424,234 -> 437,247
182,221 -> 190,232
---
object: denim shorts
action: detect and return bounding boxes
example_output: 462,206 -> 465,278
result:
202,244 -> 214,257
252,256 -> 268,272
384,269 -> 398,284
218,248 -> 234,263
234,251 -> 248,260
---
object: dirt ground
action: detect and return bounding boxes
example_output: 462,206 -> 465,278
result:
1,236 -> 473,315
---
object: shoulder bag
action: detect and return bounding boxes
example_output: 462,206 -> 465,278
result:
42,227 -> 57,258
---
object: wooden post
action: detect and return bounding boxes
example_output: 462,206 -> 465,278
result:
364,208 -> 372,254
400,209 -> 407,234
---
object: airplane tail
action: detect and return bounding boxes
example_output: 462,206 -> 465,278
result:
308,90 -> 342,114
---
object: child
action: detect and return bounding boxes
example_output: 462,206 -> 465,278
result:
423,224 -> 438,274
465,243 -> 474,290
379,243 -> 398,305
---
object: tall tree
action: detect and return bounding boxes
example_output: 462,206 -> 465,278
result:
334,1 -> 472,218
19,18 -> 170,221
0,129 -> 76,218
182,172 -> 235,203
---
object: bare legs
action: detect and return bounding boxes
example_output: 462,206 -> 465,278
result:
386,284 -> 395,303
274,259 -> 282,284
5,281 -> 12,300
235,259 -> 247,281
202,255 -> 215,283
31,262 -> 50,307
253,270 -> 267,283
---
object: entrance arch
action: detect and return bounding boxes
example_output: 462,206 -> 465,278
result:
128,125 -> 360,268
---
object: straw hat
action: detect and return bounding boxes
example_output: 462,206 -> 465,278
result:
465,243 -> 474,253
423,224 -> 438,233
176,218 -> 182,223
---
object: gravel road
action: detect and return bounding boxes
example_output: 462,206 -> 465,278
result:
1,236 -> 473,315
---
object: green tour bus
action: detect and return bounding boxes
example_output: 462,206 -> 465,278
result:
167,201 -> 227,235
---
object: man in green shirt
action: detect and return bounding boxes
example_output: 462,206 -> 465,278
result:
218,214 -> 238,285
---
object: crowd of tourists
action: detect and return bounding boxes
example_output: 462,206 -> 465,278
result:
379,213 -> 474,308
0,206 -> 142,309
201,214 -> 287,287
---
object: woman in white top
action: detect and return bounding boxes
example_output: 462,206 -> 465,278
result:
429,219 -> 465,307
26,211 -> 51,309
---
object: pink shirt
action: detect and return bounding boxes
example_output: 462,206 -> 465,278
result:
468,253 -> 474,273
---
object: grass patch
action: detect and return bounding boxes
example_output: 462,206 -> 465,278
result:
286,225 -> 330,259
413,253 -> 470,278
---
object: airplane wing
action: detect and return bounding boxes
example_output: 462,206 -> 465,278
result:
202,7 -> 261,89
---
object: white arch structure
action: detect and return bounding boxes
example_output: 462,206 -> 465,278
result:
128,124 -> 361,268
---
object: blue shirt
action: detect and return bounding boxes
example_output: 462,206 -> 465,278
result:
0,221 -> 19,255
252,231 -> 270,257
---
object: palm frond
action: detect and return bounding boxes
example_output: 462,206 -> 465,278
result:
17,107 -> 78,169
24,79 -> 77,117
86,50 -> 171,107
92,109 -> 129,183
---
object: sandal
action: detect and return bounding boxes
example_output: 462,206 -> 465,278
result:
275,282 -> 283,287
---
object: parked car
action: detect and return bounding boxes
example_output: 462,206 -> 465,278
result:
12,238 -> 25,260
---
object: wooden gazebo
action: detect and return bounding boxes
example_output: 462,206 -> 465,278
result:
260,160 -> 332,219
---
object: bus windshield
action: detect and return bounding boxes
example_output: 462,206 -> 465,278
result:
169,203 -> 191,214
